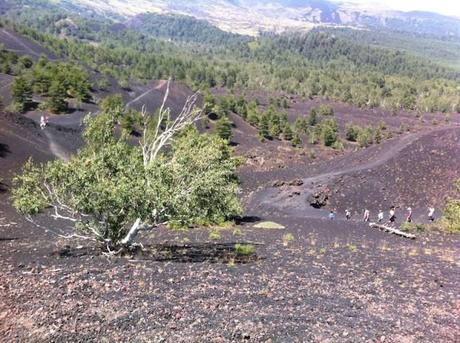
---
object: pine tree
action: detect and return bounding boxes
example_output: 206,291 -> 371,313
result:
215,116 -> 233,142
11,76 -> 32,111
258,115 -> 271,141
307,108 -> 318,126
47,80 -> 67,113
283,124 -> 293,141
292,132 -> 302,147
295,117 -> 308,133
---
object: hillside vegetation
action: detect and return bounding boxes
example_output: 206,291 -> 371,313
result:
1,4 -> 459,115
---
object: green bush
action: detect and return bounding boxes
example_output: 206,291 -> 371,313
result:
440,182 -> 460,233
234,243 -> 255,256
215,116 -> 233,141
318,119 -> 338,147
292,133 -> 302,147
13,106 -> 242,249
319,104 -> 334,116
283,124 -> 293,141
357,127 -> 374,147
345,124 -> 359,142
400,222 -> 425,232
307,108 -> 318,126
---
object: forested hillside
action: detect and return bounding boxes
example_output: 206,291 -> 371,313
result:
1,1 -> 459,114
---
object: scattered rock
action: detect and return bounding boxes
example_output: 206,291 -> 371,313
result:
307,185 -> 330,208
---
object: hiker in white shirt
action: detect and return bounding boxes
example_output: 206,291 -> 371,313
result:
428,207 -> 435,222
363,209 -> 370,222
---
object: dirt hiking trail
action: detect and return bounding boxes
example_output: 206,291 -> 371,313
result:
248,126 -> 460,219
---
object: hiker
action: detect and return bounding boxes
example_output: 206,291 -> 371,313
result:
406,207 -> 412,223
377,210 -> 384,223
389,207 -> 396,224
40,115 -> 47,130
363,209 -> 370,222
345,209 -> 351,220
328,211 -> 335,220
428,207 -> 435,222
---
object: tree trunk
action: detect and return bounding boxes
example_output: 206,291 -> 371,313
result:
120,218 -> 146,246
369,223 -> 416,239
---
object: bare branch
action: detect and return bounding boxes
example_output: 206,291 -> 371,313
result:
140,82 -> 202,166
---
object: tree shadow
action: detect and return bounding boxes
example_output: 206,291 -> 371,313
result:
52,242 -> 262,264
0,182 -> 8,193
235,216 -> 261,224
0,237 -> 20,241
128,242 -> 261,264
0,143 -> 11,158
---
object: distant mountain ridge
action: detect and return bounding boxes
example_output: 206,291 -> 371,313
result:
50,0 -> 460,37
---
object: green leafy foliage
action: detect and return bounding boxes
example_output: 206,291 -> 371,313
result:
440,181 -> 460,233
13,107 -> 242,247
318,104 -> 334,116
215,115 -> 233,142
357,127 -> 374,148
292,132 -> 302,147
345,124 -> 359,142
307,109 -> 318,126
317,119 -> 338,147
234,244 -> 255,256
3,11 -> 458,114
11,76 -> 32,112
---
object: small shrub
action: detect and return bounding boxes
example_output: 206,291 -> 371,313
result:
332,139 -> 344,151
233,228 -> 243,236
374,128 -> 383,144
345,124 -> 359,142
307,108 -> 318,126
234,244 -> 255,256
283,124 -> 293,141
347,244 -> 358,252
282,233 -> 294,246
357,127 -> 373,147
215,116 -> 233,142
292,133 -> 302,147
295,117 -> 309,134
400,222 -> 425,232
440,184 -> 460,233
318,104 -> 334,116
209,230 -> 222,240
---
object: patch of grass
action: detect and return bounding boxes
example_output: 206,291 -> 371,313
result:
400,222 -> 425,232
234,244 -> 255,256
232,228 -> 244,236
346,244 -> 358,252
282,233 -> 295,246
253,221 -> 285,230
209,230 -> 222,240
227,257 -> 235,267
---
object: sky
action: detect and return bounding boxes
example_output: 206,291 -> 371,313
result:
336,0 -> 460,17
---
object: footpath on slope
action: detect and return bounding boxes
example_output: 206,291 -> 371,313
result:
247,125 -> 460,220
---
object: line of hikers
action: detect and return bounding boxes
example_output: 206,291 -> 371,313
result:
329,207 -> 436,223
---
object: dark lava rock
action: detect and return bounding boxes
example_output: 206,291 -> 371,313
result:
288,179 -> 304,186
272,180 -> 286,187
307,185 -> 330,208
